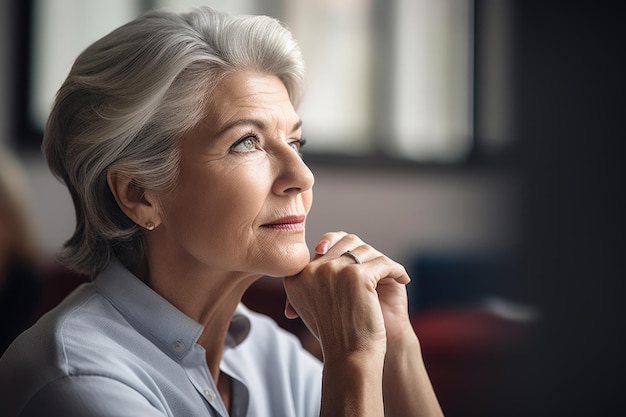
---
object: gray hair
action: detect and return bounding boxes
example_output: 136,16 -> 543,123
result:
42,6 -> 305,277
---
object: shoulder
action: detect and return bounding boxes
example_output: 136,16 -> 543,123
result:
11,374 -> 164,417
0,283 -> 146,415
1,282 -> 100,371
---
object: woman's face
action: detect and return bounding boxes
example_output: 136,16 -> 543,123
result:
156,70 -> 314,278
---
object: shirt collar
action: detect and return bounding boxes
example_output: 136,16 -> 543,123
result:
225,309 -> 251,348
93,258 -> 251,359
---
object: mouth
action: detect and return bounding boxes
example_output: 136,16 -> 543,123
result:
261,215 -> 306,232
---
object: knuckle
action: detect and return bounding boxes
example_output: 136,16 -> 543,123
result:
341,264 -> 362,281
343,233 -> 363,245
315,261 -> 336,276
372,254 -> 387,264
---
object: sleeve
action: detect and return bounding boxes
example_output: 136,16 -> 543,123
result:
19,375 -> 168,417
294,349 -> 323,417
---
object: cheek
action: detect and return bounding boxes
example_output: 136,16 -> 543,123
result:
303,190 -> 313,214
218,170 -> 272,223
170,167 -> 269,239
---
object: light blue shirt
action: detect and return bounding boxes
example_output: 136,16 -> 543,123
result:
0,259 -> 322,416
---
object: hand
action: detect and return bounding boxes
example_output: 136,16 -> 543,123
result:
283,232 -> 412,362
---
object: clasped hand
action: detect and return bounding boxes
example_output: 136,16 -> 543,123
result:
283,232 -> 414,363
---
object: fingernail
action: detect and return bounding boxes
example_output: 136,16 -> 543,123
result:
315,239 -> 330,254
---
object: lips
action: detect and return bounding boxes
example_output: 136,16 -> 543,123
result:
262,215 -> 306,231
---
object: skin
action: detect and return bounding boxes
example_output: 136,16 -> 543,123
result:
109,70 -> 443,416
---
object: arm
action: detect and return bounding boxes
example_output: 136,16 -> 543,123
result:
284,232 -> 443,417
284,233 -> 392,417
19,375 -> 167,417
382,328 -> 443,417
378,272 -> 444,417
320,352 -> 385,417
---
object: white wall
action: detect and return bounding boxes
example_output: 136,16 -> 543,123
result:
306,167 -> 517,265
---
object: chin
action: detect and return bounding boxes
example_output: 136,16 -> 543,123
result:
264,245 -> 311,277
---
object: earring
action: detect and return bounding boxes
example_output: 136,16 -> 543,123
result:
145,221 -> 155,231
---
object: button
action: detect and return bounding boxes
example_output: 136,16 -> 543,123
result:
203,389 -> 215,401
172,341 -> 185,352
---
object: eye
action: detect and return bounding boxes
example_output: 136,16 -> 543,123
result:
289,138 -> 307,157
231,133 -> 260,153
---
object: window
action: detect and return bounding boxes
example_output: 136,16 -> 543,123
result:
25,0 -> 474,162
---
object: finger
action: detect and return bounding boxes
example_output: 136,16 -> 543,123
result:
354,255 -> 411,286
327,241 -> 410,287
334,242 -> 378,266
322,233 -> 365,257
284,298 -> 299,319
314,231 -> 348,255
340,250 -> 363,265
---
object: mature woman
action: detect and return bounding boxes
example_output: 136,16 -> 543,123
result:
0,6 -> 442,417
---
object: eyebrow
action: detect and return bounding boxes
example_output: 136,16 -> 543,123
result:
215,118 -> 303,137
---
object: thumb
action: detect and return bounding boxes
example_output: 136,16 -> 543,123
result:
284,298 -> 299,319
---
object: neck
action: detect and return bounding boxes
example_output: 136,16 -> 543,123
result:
143,254 -> 261,382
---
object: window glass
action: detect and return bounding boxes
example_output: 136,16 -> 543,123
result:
283,0 -> 374,155
392,0 -> 473,161
31,0 -> 139,130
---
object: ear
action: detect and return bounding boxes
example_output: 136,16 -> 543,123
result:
106,171 -> 162,230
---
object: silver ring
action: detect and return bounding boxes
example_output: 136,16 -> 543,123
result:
341,250 -> 361,264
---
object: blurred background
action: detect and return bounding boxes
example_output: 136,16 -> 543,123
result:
0,0 -> 623,416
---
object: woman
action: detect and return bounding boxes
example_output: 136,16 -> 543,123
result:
0,6 -> 443,417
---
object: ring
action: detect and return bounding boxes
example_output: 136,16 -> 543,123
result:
341,250 -> 362,264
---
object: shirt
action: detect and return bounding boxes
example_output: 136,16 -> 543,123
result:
0,258 -> 322,416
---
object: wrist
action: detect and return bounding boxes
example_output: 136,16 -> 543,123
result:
319,328 -> 388,366
321,352 -> 385,417
324,347 -> 386,371
386,321 -> 419,349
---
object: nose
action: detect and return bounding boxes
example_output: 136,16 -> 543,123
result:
272,147 -> 315,196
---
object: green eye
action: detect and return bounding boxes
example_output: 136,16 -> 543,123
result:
231,134 -> 259,153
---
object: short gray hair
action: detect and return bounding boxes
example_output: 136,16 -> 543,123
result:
42,6 -> 305,277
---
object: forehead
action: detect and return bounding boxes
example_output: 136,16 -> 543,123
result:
205,70 -> 298,127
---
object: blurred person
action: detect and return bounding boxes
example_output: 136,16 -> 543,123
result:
0,7 -> 442,417
0,147 -> 42,354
